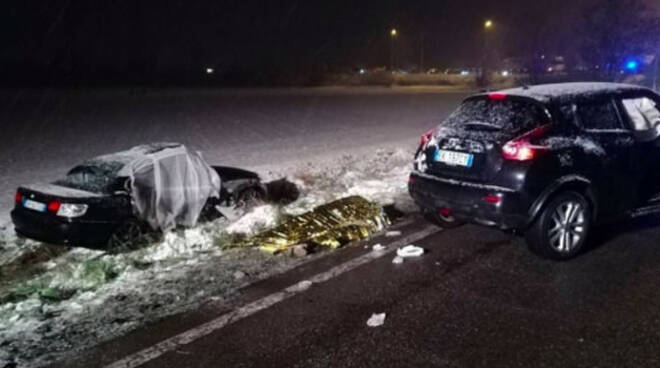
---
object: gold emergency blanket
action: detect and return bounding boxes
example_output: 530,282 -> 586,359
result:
249,196 -> 390,253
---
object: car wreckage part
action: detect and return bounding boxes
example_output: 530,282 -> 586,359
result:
241,196 -> 391,253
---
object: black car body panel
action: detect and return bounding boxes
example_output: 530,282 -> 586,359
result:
409,82 -> 660,232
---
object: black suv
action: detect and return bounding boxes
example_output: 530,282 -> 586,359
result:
409,82 -> 660,260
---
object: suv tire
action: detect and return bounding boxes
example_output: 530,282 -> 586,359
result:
526,191 -> 591,260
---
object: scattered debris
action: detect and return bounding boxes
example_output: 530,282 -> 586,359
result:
385,230 -> 402,237
264,178 -> 300,205
396,245 -> 425,258
366,312 -> 386,327
372,243 -> 386,252
243,196 -> 390,253
392,256 -> 404,264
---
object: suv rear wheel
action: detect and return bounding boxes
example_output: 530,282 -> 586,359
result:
526,191 -> 591,260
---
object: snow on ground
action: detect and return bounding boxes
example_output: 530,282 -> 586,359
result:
0,145 -> 417,367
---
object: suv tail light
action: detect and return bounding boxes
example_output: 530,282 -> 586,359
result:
501,124 -> 551,161
14,191 -> 22,203
502,141 -> 539,161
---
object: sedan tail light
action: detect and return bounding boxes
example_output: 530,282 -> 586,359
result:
420,129 -> 434,146
56,203 -> 89,218
47,200 -> 61,213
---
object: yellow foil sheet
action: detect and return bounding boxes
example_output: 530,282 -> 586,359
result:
248,196 -> 390,253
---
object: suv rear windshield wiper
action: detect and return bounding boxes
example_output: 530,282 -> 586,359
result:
463,121 -> 502,131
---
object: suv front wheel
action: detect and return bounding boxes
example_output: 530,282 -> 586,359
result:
526,191 -> 591,260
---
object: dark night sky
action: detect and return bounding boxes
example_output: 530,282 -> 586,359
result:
1,0 -> 599,79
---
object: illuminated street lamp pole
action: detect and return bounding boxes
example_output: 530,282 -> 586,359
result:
390,28 -> 398,71
481,19 -> 494,86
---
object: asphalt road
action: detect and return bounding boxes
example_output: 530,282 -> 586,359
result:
62,214 -> 660,368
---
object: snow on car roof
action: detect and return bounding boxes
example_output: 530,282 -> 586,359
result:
81,142 -> 184,176
488,82 -> 650,104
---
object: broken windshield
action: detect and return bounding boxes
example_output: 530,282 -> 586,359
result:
53,161 -> 125,194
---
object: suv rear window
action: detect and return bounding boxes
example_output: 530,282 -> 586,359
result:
444,97 -> 549,135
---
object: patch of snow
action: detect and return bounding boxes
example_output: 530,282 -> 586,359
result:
21,183 -> 104,198
372,243 -> 386,252
497,82 -> 649,103
286,280 -> 313,292
226,205 -> 280,236
541,136 -> 607,156
385,230 -> 402,237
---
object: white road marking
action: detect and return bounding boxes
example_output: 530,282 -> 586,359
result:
104,225 -> 440,368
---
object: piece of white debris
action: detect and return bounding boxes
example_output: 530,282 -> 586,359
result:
366,313 -> 386,327
385,230 -> 402,237
392,256 -> 404,264
397,245 -> 425,258
233,270 -> 247,280
372,243 -> 386,251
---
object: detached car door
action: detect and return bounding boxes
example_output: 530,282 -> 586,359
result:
617,92 -> 660,207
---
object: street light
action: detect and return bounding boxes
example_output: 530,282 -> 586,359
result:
390,28 -> 398,71
481,20 -> 494,87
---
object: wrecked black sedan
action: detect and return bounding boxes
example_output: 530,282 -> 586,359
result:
11,143 -> 266,250
410,83 -> 660,260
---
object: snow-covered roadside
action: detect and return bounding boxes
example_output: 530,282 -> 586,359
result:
0,145 -> 417,367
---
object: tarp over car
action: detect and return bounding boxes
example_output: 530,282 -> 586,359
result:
96,143 -> 221,230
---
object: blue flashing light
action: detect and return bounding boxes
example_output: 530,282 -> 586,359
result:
625,59 -> 639,71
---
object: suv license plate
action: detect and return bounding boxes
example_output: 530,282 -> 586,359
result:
435,150 -> 474,167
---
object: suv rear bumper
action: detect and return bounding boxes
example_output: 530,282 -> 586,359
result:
408,171 -> 530,230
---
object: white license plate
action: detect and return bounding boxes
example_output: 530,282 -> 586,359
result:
435,150 -> 474,167
23,199 -> 46,212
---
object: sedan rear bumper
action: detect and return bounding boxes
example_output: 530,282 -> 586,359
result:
408,171 -> 530,230
11,208 -> 119,248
